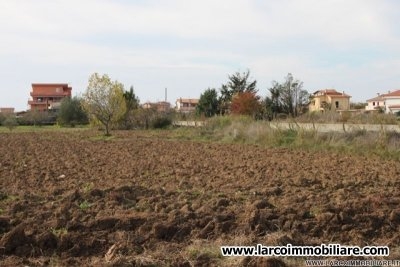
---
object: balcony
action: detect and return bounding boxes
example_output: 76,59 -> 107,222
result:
177,106 -> 196,113
30,92 -> 69,97
28,100 -> 48,105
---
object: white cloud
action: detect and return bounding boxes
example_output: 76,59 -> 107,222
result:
0,0 -> 399,110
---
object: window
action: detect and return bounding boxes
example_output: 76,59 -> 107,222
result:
335,101 -> 339,108
373,102 -> 375,106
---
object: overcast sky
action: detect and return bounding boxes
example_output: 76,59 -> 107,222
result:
1,0 -> 399,111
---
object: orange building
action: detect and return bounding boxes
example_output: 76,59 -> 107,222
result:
142,101 -> 171,112
28,83 -> 72,111
0,107 -> 15,114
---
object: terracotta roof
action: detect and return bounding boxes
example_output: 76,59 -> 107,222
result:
384,90 -> 400,97
176,98 -> 199,104
388,105 -> 400,109
313,89 -> 351,97
366,95 -> 385,102
32,83 -> 70,87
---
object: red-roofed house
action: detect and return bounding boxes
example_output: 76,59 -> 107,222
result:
309,89 -> 351,112
366,90 -> 400,114
365,95 -> 386,112
142,101 -> 171,112
28,83 -> 72,111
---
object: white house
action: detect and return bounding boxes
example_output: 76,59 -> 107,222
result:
366,90 -> 400,114
365,95 -> 386,111
175,98 -> 199,113
384,90 -> 400,114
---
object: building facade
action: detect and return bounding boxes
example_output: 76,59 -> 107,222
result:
142,101 -> 171,112
365,95 -> 385,112
175,98 -> 199,113
366,90 -> 400,114
309,89 -> 351,112
0,107 -> 15,114
28,83 -> 72,111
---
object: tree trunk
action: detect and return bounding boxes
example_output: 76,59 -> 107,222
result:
105,123 -> 110,136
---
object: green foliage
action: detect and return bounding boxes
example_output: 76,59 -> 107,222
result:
296,111 -> 399,124
194,118 -> 400,159
266,73 -> 309,118
0,113 -> 5,125
351,102 -> 367,110
219,70 -> 258,114
79,200 -> 91,210
57,96 -> 88,127
132,108 -> 157,129
16,110 -> 55,126
151,116 -> 172,129
3,116 -> 18,131
196,88 -> 219,117
120,86 -> 140,129
82,73 -> 127,136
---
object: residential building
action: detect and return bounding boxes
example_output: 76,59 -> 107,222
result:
366,90 -> 400,114
0,107 -> 15,114
176,98 -> 199,113
365,94 -> 385,112
142,101 -> 171,112
28,83 -> 72,111
309,89 -> 351,112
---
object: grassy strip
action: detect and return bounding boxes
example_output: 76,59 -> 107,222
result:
171,116 -> 400,160
0,125 -> 89,133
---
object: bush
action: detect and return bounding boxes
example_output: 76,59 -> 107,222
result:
57,97 -> 88,127
17,111 -> 56,126
0,113 -> 5,125
3,116 -> 18,131
151,116 -> 172,129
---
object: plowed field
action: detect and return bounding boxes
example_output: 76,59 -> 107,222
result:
0,130 -> 399,266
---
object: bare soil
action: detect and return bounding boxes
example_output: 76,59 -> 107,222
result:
0,130 -> 399,266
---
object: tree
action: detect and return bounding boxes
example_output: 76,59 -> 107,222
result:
267,73 -> 309,117
264,87 -> 283,119
3,116 -> 18,131
57,96 -> 88,126
230,92 -> 261,117
82,73 -> 126,136
120,86 -> 140,129
0,113 -> 5,125
196,88 -> 219,117
18,110 -> 53,126
219,70 -> 258,114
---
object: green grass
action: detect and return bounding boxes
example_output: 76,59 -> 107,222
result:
0,124 -> 89,133
167,116 -> 400,160
79,200 -> 91,210
50,227 -> 68,237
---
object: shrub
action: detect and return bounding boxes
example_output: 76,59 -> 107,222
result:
0,113 -> 5,125
3,116 -> 18,131
151,116 -> 172,129
57,97 -> 88,127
